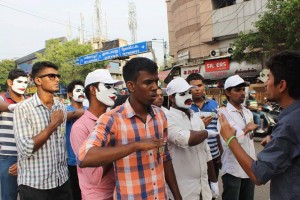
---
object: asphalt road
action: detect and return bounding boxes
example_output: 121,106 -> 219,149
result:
217,138 -> 270,200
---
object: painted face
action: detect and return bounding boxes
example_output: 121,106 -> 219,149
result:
72,85 -> 85,103
11,76 -> 28,95
175,90 -> 193,109
96,83 -> 117,107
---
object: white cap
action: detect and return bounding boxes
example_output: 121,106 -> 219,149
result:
258,69 -> 269,83
166,77 -> 192,96
84,69 -> 123,87
224,75 -> 248,90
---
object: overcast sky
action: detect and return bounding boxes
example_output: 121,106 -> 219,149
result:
0,0 -> 169,64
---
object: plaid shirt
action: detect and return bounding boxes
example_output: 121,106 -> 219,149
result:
13,93 -> 69,189
79,99 -> 171,200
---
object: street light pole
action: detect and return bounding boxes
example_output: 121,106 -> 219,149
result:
152,38 -> 167,69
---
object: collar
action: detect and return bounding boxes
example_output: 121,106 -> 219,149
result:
169,107 -> 192,120
32,93 -> 60,108
226,102 -> 247,113
84,109 -> 98,121
123,98 -> 156,119
5,91 -> 12,99
277,99 -> 300,121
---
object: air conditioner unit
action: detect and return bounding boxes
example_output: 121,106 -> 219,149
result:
210,49 -> 220,57
227,47 -> 234,54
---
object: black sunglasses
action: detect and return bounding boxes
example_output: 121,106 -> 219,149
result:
37,73 -> 61,80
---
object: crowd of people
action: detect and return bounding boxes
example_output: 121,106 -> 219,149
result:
0,50 -> 300,200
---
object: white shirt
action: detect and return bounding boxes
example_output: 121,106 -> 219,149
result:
217,102 -> 256,178
166,107 -> 212,200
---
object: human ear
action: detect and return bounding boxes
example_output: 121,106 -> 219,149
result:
7,79 -> 13,87
126,81 -> 135,93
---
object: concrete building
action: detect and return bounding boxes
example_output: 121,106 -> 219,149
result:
164,0 -> 268,83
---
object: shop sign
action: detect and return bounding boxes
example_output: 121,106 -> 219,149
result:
181,66 -> 200,79
204,58 -> 229,72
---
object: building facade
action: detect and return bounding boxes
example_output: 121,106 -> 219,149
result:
165,0 -> 267,82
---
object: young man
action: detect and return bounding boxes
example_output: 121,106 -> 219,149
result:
70,69 -> 122,200
153,87 -> 169,113
217,75 -> 257,200
13,61 -> 72,200
0,69 -> 28,200
186,73 -> 223,187
219,51 -> 300,200
66,80 -> 87,200
166,77 -> 219,200
78,57 -> 182,199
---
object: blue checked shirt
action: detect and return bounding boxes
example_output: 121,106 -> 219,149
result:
13,93 -> 69,189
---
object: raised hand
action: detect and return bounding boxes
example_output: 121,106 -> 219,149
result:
50,109 -> 64,129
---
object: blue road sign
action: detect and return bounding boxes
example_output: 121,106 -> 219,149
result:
76,41 -> 148,65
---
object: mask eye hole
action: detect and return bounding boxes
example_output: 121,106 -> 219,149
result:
178,92 -> 186,96
104,84 -> 115,89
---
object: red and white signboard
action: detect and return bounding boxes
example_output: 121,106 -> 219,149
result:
180,66 -> 200,79
204,58 -> 229,72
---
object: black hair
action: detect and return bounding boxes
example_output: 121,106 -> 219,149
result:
67,80 -> 84,93
186,73 -> 204,84
8,69 -> 27,81
122,57 -> 158,83
31,61 -> 59,80
266,50 -> 300,99
84,82 -> 99,101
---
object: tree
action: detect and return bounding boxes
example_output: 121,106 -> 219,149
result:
0,59 -> 16,91
232,0 -> 300,62
35,39 -> 107,84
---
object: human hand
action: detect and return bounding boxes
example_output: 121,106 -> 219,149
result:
210,181 -> 219,198
8,163 -> 17,176
218,113 -> 236,142
245,122 -> 259,132
201,116 -> 213,127
50,109 -> 64,129
261,135 -> 272,146
8,104 -> 17,112
207,130 -> 219,138
136,138 -> 165,151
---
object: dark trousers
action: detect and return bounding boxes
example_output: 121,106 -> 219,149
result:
19,179 -> 72,200
68,165 -> 82,200
222,173 -> 255,200
0,155 -> 18,200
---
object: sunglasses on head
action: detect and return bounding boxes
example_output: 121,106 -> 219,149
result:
37,73 -> 61,80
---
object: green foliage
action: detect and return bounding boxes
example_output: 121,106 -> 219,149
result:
35,39 -> 107,85
0,59 -> 16,91
232,0 -> 300,62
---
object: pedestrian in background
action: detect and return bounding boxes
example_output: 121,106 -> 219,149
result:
0,69 -> 28,200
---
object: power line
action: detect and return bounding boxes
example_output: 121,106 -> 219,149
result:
0,1 -> 95,37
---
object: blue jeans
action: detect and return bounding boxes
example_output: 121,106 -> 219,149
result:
0,155 -> 18,200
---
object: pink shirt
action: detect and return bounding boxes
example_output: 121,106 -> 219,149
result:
70,110 -> 115,200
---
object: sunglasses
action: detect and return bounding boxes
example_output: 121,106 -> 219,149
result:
37,73 -> 61,80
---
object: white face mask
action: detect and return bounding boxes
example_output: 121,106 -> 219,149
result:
11,76 -> 28,95
72,85 -> 85,103
96,83 -> 117,107
175,90 -> 193,109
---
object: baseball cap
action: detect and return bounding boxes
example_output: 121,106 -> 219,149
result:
84,69 -> 123,87
257,69 -> 269,83
166,77 -> 193,96
224,75 -> 248,90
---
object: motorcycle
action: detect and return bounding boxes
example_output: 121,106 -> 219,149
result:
253,102 -> 281,137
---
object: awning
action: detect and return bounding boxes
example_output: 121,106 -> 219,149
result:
158,70 -> 171,81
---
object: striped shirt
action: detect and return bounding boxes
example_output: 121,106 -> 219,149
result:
0,92 -> 17,156
191,97 -> 220,159
79,99 -> 171,200
13,93 -> 69,189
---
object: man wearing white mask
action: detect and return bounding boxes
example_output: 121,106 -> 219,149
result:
0,69 -> 28,200
166,77 -> 219,200
65,80 -> 87,200
70,69 -> 122,200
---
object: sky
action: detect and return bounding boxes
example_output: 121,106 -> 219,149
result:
0,0 -> 169,65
